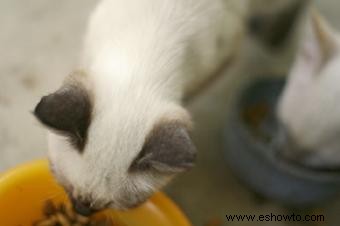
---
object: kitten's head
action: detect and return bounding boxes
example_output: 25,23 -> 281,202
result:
278,11 -> 340,168
34,72 -> 196,215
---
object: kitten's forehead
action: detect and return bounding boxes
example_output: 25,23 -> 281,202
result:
82,92 -> 190,168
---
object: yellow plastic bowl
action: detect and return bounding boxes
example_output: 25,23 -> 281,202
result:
0,159 -> 192,226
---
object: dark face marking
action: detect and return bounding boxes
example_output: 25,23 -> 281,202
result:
34,84 -> 92,151
130,122 -> 197,174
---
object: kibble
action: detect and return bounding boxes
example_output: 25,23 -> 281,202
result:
33,200 -> 116,226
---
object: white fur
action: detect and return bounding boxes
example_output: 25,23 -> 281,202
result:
278,10 -> 340,168
47,0 -> 247,209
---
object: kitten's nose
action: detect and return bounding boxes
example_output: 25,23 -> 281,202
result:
71,198 -> 94,216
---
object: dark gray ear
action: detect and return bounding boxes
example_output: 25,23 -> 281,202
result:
130,122 -> 197,174
34,85 -> 92,151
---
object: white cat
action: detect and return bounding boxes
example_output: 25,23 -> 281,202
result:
34,0 -> 246,215
278,9 -> 340,169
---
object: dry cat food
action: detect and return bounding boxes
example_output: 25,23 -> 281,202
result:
33,200 -> 116,226
242,101 -> 271,142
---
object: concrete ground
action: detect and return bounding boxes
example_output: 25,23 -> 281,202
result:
0,0 -> 340,226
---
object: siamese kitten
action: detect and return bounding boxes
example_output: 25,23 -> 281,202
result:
34,0 -> 246,215
278,10 -> 340,169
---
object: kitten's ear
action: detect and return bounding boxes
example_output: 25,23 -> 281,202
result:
130,122 -> 197,174
34,84 -> 92,151
300,10 -> 339,68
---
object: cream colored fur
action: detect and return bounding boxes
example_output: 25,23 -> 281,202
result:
47,0 -> 247,210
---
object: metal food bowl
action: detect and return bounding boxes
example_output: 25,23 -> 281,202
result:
224,77 -> 340,208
